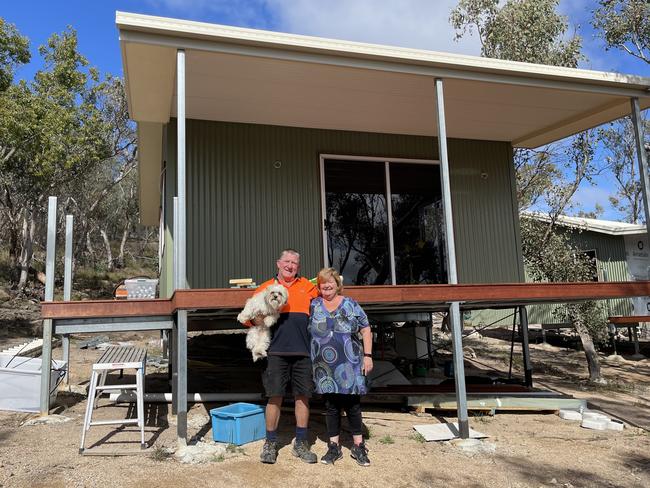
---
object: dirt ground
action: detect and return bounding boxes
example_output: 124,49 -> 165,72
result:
1,303 -> 650,488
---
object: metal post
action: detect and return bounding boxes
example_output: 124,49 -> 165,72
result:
62,215 -> 73,383
434,78 -> 469,439
630,98 -> 650,240
63,215 -> 73,301
176,309 -> 188,445
385,161 -> 397,285
519,306 -> 533,387
426,314 -> 434,367
177,50 -> 186,291
40,196 -> 57,415
173,197 -> 179,290
171,197 -> 179,415
175,49 -> 188,444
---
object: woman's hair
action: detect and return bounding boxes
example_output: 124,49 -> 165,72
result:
317,267 -> 343,294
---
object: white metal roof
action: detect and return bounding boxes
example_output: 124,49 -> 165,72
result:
115,11 -> 650,224
523,211 -> 647,236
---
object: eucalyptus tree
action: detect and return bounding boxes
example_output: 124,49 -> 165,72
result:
591,1 -> 650,225
592,0 -> 650,65
0,27 -> 113,290
451,0 -> 609,382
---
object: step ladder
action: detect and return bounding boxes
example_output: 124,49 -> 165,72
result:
80,346 -> 147,454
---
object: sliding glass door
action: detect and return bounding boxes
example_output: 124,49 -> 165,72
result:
321,156 -> 447,285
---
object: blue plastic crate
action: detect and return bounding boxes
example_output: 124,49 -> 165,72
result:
210,402 -> 265,445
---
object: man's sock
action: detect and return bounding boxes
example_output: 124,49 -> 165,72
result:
266,430 -> 278,442
295,426 -> 308,442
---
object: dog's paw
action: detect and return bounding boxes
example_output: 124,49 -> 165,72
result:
251,348 -> 267,362
263,315 -> 276,327
237,312 -> 248,324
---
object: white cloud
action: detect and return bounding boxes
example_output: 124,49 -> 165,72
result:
143,0 -> 482,55
266,0 -> 481,55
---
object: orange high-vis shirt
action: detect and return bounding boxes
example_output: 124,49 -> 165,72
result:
251,277 -> 318,356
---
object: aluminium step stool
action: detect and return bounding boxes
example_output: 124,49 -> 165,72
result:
80,346 -> 147,454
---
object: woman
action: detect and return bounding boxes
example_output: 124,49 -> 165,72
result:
309,267 -> 373,466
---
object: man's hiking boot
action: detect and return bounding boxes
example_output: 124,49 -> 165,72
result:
260,440 -> 278,464
350,443 -> 370,466
291,439 -> 317,463
320,442 -> 343,465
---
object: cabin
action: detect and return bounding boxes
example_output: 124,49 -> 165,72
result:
38,12 -> 650,444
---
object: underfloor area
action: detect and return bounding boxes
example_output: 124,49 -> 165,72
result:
2,325 -> 650,487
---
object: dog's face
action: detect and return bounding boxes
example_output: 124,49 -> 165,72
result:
265,284 -> 288,311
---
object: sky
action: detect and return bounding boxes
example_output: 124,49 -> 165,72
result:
3,0 -> 649,220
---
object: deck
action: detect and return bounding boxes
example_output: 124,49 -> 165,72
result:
41,281 -> 650,319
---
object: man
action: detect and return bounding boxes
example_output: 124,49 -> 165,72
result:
249,249 -> 318,464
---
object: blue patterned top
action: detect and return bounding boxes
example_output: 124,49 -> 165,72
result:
309,296 -> 370,395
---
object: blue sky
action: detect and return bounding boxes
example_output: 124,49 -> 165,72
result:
3,0 -> 649,220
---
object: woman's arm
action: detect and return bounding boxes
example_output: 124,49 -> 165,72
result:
361,326 -> 373,375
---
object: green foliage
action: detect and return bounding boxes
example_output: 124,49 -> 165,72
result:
450,0 -> 583,67
150,445 -> 172,462
598,115 -> 649,224
410,432 -> 426,443
592,0 -> 650,64
378,434 -> 395,445
0,18 -> 30,92
521,217 -> 607,342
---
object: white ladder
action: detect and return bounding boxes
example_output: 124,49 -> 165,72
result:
80,346 -> 147,453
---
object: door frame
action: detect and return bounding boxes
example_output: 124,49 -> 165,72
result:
319,153 -> 440,285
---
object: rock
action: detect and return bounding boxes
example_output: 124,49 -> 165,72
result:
22,414 -> 73,426
174,441 -> 228,464
0,288 -> 11,302
450,438 -> 496,455
65,384 -> 88,396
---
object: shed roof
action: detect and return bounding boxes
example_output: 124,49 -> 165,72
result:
523,211 -> 647,236
116,11 -> 650,224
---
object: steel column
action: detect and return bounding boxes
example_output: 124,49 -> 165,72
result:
62,214 -> 73,383
40,196 -> 57,414
630,98 -> 650,243
519,306 -> 533,387
177,50 -> 186,290
176,309 -> 188,445
175,49 -> 188,444
434,78 -> 469,438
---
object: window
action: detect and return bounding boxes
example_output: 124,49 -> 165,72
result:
321,156 -> 447,285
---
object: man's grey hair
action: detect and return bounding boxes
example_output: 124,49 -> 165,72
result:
279,248 -> 300,260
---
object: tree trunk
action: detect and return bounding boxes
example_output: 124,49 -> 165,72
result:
116,227 -> 128,269
573,319 -> 606,384
17,209 -> 36,290
100,228 -> 113,271
85,227 -> 96,266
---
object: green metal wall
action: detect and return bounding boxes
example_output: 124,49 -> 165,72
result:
160,120 -> 523,295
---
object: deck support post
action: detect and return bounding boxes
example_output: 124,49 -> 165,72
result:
40,196 -> 57,415
630,98 -> 650,245
62,214 -> 73,383
175,48 -> 188,444
434,78 -> 469,439
175,310 -> 188,445
519,306 -> 533,387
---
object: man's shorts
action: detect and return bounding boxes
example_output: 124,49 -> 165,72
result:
262,355 -> 314,398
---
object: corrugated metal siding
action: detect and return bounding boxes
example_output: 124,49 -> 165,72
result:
162,120 -> 522,289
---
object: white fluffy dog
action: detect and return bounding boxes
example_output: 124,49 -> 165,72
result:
237,284 -> 289,361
